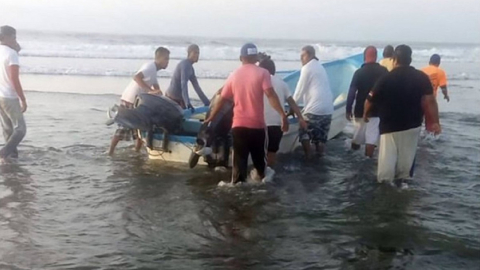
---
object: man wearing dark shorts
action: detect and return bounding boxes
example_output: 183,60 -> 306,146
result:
206,43 -> 288,185
259,57 -> 306,166
293,45 -> 334,158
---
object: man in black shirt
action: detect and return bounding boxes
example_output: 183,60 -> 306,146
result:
347,46 -> 388,157
364,45 -> 441,183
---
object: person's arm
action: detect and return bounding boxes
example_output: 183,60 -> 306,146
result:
133,72 -> 154,92
9,65 -> 27,112
346,71 -> 358,121
363,98 -> 373,123
265,89 -> 289,132
205,95 -> 226,123
190,71 -> 210,106
422,94 -> 441,134
180,63 -> 191,109
363,78 -> 384,123
440,86 -> 449,102
439,69 -> 449,102
148,81 -> 163,96
205,79 -> 232,123
292,67 -> 308,103
286,96 -> 307,129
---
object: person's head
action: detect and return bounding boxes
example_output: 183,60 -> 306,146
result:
259,58 -> 276,75
383,45 -> 394,58
393,44 -> 412,67
429,54 -> 441,67
364,46 -> 377,63
240,43 -> 258,64
187,44 -> 200,63
0,25 -> 17,48
301,45 -> 316,66
154,47 -> 170,69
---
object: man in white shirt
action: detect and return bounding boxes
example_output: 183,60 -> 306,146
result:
0,26 -> 26,162
259,57 -> 306,166
108,47 -> 170,156
293,45 -> 334,159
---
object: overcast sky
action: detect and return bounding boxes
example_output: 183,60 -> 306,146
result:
0,0 -> 479,43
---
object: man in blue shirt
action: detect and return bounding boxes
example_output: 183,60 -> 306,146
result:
166,44 -> 210,110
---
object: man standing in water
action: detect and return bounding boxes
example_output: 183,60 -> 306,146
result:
108,47 -> 170,156
206,43 -> 288,185
259,57 -> 306,167
346,46 -> 388,157
166,44 -> 210,110
0,26 -> 26,163
364,45 -> 441,184
379,45 -> 395,71
422,54 -> 450,102
293,45 -> 334,159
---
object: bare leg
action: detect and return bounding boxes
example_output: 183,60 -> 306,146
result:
267,152 -> 276,167
109,135 -> 121,156
315,143 -> 325,156
365,144 -> 376,158
135,138 -> 143,152
301,140 -> 312,160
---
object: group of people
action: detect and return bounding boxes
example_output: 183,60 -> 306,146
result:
347,44 -> 447,184
0,25 -> 448,186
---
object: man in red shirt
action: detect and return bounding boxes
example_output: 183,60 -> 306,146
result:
206,43 -> 288,186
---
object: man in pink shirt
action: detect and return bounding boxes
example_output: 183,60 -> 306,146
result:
206,43 -> 288,185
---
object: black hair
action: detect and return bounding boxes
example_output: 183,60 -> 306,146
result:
0,25 -> 16,41
259,58 -> 276,75
429,54 -> 441,65
155,47 -> 170,57
383,45 -> 394,58
393,44 -> 412,66
187,44 -> 199,54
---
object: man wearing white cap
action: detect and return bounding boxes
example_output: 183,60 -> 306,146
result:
206,43 -> 288,185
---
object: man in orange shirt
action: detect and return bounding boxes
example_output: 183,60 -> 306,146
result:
421,54 -> 450,102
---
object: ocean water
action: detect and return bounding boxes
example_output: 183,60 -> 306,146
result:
0,31 -> 479,269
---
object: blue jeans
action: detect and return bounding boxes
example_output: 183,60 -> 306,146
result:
0,98 -> 26,159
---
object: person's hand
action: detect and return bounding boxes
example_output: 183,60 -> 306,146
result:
187,104 -> 195,113
346,112 -> 353,121
20,99 -> 27,113
444,95 -> 450,102
363,115 -> 369,123
299,118 -> 308,130
149,89 -> 163,96
430,123 -> 442,135
281,116 -> 289,132
286,108 -> 295,118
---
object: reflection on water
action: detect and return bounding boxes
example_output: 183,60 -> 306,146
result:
0,90 -> 479,269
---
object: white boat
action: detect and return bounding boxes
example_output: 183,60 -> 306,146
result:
141,53 -> 364,165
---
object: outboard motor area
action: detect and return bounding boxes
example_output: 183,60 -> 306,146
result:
188,93 -> 233,169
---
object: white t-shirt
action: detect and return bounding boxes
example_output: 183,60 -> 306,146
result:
293,59 -> 334,116
121,62 -> 159,103
0,45 -> 20,99
264,75 -> 291,126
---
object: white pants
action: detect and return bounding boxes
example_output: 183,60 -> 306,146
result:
377,127 -> 421,182
352,117 -> 380,146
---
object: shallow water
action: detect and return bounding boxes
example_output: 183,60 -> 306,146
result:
0,87 -> 479,269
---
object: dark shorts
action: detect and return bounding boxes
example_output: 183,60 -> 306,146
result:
114,101 -> 138,141
267,126 -> 283,153
232,127 -> 266,184
299,114 -> 332,144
